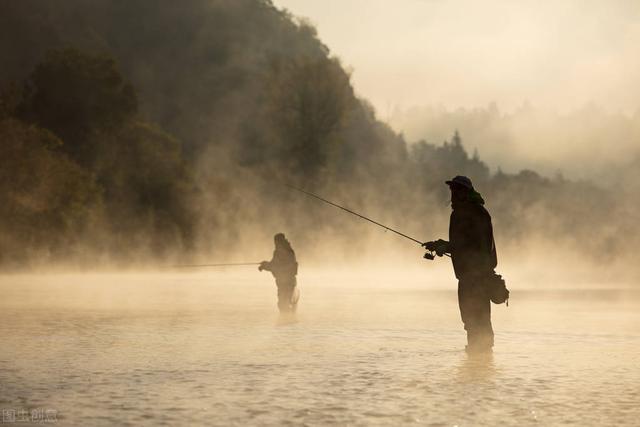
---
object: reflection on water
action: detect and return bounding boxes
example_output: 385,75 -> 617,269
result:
276,313 -> 299,327
456,352 -> 495,383
0,272 -> 639,426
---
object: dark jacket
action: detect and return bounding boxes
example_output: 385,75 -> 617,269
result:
263,246 -> 298,280
449,202 -> 497,279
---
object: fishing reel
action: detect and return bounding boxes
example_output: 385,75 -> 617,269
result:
423,250 -> 435,260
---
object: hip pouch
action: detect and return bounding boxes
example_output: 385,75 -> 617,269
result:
485,271 -> 509,305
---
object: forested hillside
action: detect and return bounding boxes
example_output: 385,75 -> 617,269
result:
0,0 -> 636,269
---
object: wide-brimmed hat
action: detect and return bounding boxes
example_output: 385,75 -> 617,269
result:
445,175 -> 474,190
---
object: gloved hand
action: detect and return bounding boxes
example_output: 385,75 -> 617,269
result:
422,239 -> 449,256
422,240 -> 437,251
258,261 -> 267,272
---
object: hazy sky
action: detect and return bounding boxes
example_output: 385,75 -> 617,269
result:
273,0 -> 640,116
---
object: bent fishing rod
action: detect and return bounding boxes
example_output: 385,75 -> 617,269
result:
286,184 -> 422,244
285,185 -> 450,260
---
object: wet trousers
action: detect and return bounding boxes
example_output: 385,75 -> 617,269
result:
275,277 -> 298,313
458,277 -> 494,351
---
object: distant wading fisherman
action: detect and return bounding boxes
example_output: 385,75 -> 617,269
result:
259,233 -> 299,313
423,176 -> 504,353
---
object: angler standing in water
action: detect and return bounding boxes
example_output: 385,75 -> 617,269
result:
259,233 -> 299,313
423,176 -> 507,353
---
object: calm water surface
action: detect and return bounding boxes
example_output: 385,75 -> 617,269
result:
0,272 -> 638,426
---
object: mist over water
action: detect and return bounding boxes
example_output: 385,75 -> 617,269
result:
2,0 -> 639,275
1,271 -> 638,425
1,1 -> 639,425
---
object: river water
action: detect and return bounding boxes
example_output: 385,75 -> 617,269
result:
0,271 -> 638,426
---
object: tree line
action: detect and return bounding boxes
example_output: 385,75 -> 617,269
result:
0,0 -> 635,269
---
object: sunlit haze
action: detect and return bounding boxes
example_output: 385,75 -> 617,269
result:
274,0 -> 640,116
2,2 -> 640,425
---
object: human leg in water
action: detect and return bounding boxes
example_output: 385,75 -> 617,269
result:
276,277 -> 298,314
458,278 -> 494,353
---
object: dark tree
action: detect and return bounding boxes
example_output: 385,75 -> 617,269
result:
20,48 -> 137,166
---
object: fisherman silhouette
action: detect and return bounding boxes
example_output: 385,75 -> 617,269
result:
423,176 -> 499,353
259,233 -> 299,313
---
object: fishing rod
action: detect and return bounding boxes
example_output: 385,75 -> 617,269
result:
285,184 -> 450,260
286,184 -> 424,245
171,262 -> 261,268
